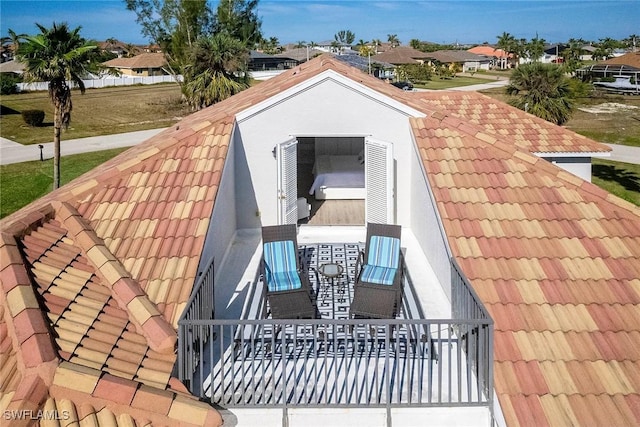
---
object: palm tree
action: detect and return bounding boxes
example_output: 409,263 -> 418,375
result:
1,29 -> 27,60
371,38 -> 382,54
525,35 -> 546,63
17,22 -> 96,189
505,62 -> 573,125
182,32 -> 249,110
496,32 -> 517,67
387,34 -> 399,47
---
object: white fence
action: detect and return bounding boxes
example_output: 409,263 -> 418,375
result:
16,70 -> 287,91
17,75 -> 182,92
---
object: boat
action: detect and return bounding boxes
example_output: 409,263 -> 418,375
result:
593,75 -> 640,95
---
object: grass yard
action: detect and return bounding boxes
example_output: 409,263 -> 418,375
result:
481,88 -> 640,147
0,83 -> 189,145
415,75 -> 493,90
0,148 -> 127,218
592,158 -> 640,206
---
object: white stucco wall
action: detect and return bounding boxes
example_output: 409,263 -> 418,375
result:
234,75 -> 423,228
540,156 -> 592,182
408,136 -> 454,301
197,131 -> 238,279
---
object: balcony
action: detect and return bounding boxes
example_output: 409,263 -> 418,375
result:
176,227 -> 495,426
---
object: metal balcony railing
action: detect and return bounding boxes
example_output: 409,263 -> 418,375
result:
177,253 -> 493,416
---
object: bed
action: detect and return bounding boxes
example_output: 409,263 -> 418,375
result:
309,155 -> 365,200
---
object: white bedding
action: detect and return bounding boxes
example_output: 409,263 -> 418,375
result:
309,155 -> 365,199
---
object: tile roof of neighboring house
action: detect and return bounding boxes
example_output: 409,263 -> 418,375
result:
103,53 -> 167,69
275,47 -> 325,62
0,59 -> 25,73
371,46 -> 431,64
1,54 -> 633,427
425,50 -> 491,63
602,51 -> 640,69
468,45 -> 511,59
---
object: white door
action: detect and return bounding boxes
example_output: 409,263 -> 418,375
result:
365,137 -> 394,224
277,137 -> 298,225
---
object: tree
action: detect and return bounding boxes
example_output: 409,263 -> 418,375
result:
1,29 -> 27,60
387,34 -> 399,47
505,63 -> 573,125
496,32 -> 517,67
622,34 -> 638,51
525,35 -> 546,62
334,30 -> 355,53
561,38 -> 586,74
125,0 -> 214,79
17,22 -> 97,189
182,33 -> 249,110
371,38 -> 382,53
215,0 -> 262,47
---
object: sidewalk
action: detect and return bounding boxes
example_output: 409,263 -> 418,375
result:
0,128 -> 166,165
604,143 -> 640,165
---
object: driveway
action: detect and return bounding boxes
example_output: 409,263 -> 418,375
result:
0,128 -> 166,165
603,143 -> 640,165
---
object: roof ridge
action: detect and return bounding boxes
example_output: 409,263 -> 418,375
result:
412,115 -> 639,219
53,201 -> 176,354
50,360 -> 222,426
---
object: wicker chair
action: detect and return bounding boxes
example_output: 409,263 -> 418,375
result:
350,222 -> 403,319
261,224 -> 317,319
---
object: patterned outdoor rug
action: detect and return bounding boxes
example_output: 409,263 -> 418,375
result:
259,242 -> 411,321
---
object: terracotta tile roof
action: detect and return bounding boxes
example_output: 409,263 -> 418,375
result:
103,53 -> 167,69
411,113 -> 640,427
0,207 -> 221,425
371,46 -> 431,64
468,45 -> 511,59
410,91 -> 609,154
602,52 -> 640,69
0,54 -> 628,426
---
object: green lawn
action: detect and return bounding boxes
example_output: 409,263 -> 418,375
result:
592,158 -> 640,206
415,76 -> 492,90
0,148 -> 127,218
0,83 -> 188,145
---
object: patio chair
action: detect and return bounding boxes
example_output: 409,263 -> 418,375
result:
261,224 -> 317,319
350,222 -> 403,319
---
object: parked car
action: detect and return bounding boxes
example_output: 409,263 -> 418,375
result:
391,81 -> 414,91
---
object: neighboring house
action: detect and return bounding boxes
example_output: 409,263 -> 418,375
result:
0,58 -> 24,74
425,50 -> 492,72
275,46 -> 324,63
577,51 -> 640,81
248,50 -> 297,71
468,45 -> 511,69
4,54 -> 640,427
102,53 -> 168,77
97,40 -> 129,58
371,46 -> 431,65
579,44 -> 597,61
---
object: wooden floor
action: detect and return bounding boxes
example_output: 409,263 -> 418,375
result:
298,161 -> 365,226
305,199 -> 365,225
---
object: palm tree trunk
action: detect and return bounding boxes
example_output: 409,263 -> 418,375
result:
53,104 -> 61,189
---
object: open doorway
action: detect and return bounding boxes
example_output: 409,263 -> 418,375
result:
296,137 -> 365,225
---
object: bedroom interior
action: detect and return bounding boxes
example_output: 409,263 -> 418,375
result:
297,136 -> 366,225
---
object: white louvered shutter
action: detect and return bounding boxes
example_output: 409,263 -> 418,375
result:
277,138 -> 298,224
365,137 -> 394,224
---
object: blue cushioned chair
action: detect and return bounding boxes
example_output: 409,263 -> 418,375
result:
350,222 -> 403,319
261,224 -> 317,319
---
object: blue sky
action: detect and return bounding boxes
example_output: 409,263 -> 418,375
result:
1,1 -> 638,46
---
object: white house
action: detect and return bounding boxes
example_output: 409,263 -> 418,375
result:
3,55 -> 640,427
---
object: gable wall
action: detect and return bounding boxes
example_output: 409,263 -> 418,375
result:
235,78 -> 419,228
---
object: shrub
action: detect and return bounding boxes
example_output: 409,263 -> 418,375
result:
0,73 -> 20,95
21,110 -> 45,127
